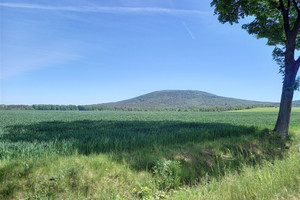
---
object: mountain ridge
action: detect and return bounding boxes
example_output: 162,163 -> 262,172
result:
101,90 -> 277,108
293,100 -> 300,106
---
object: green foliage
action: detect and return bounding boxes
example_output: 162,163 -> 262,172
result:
0,105 -> 34,110
153,159 -> 182,190
135,186 -> 153,200
211,0 -> 300,81
32,104 -> 78,111
211,0 -> 299,47
285,76 -> 300,91
294,76 -> 300,91
272,46 -> 286,75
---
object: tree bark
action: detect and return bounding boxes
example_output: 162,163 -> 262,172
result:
274,63 -> 299,136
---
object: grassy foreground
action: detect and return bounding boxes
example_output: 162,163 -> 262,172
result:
0,109 -> 299,199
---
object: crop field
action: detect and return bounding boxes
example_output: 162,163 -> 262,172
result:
229,106 -> 300,112
0,109 -> 300,199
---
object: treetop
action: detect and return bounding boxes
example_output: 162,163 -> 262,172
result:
211,0 -> 300,49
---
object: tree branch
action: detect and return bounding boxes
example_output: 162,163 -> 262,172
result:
279,0 -> 291,36
291,11 -> 300,39
292,0 -> 300,14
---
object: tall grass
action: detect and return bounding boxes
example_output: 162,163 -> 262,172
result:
0,110 -> 299,199
172,153 -> 300,200
0,120 -> 258,159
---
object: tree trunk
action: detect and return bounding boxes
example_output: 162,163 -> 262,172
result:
274,64 -> 299,136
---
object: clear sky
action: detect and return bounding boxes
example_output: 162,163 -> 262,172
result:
1,0 -> 299,105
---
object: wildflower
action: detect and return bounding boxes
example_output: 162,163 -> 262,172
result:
132,187 -> 137,193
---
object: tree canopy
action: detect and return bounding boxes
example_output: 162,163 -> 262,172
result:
211,0 -> 300,134
211,0 -> 300,67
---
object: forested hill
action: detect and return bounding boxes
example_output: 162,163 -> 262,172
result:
1,91 -> 299,111
294,100 -> 300,106
101,90 -> 272,108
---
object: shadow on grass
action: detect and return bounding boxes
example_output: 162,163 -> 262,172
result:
1,120 -> 288,185
2,120 -> 258,152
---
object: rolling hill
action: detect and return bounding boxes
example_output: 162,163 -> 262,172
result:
101,90 -> 274,108
293,100 -> 300,106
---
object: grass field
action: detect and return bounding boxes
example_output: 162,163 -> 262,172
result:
229,107 -> 300,112
0,109 -> 299,199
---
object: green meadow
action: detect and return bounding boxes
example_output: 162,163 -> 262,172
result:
0,109 -> 300,199
229,107 -> 300,113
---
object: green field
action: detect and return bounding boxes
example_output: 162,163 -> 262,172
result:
229,107 -> 300,112
0,110 -> 300,199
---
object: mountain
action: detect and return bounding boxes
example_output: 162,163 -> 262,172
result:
101,90 -> 273,108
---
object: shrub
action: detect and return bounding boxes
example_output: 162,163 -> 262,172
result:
153,159 -> 181,190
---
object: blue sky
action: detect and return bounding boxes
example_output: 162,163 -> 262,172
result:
1,0 -> 299,105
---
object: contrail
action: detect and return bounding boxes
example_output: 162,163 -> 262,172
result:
166,0 -> 197,40
181,21 -> 196,40
0,2 -> 210,16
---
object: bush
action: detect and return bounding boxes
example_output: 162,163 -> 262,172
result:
153,159 -> 182,190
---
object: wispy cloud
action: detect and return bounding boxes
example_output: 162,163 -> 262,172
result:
181,21 -> 196,40
0,44 -> 80,79
0,2 -> 210,16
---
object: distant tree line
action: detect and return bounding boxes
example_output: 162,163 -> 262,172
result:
0,104 -> 78,110
0,104 -> 278,112
32,104 -> 78,110
0,105 -> 35,110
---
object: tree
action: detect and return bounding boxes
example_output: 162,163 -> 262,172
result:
211,0 -> 300,135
